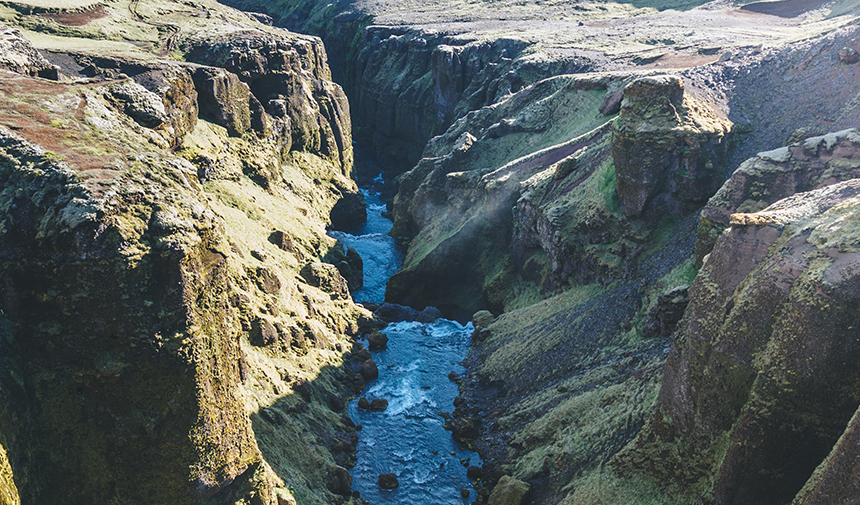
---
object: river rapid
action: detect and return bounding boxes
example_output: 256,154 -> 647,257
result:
330,181 -> 483,503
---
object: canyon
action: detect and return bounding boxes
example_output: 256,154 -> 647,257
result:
1,0 -> 860,504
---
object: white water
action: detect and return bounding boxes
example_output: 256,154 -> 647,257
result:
333,183 -> 482,503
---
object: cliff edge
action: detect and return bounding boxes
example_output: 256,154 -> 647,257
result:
0,3 -> 370,504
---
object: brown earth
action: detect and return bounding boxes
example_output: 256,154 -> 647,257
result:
41,5 -> 107,26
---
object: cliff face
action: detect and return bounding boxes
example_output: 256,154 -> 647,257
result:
612,75 -> 733,218
184,30 -> 353,173
384,72 -> 729,319
0,4 -> 369,504
698,129 -> 860,265
613,136 -> 860,504
384,74 -> 621,318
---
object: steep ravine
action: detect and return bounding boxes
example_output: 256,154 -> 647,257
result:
2,1 -> 860,505
330,184 -> 484,503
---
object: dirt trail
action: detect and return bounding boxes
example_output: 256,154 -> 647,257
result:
128,0 -> 179,56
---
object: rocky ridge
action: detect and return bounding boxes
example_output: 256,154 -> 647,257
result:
0,3 -> 377,504
611,132 -> 860,504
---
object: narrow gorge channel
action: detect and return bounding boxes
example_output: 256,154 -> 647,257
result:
330,173 -> 483,502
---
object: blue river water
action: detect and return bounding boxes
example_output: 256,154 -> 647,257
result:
331,184 -> 482,503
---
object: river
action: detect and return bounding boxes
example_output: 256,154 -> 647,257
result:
330,180 -> 483,503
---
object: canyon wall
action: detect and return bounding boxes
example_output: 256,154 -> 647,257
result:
2,0 -> 860,504
0,5 -> 375,504
611,130 -> 860,505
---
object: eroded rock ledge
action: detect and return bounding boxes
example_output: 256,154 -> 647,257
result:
616,174 -> 860,504
0,12 -> 370,505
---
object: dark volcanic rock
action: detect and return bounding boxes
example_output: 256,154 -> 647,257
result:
378,473 -> 399,489
249,317 -> 278,347
642,285 -> 689,337
293,379 -> 312,402
330,191 -> 367,230
416,306 -> 443,323
323,242 -> 364,292
375,302 -> 420,322
331,465 -> 353,496
367,331 -> 389,350
0,25 -> 58,78
619,177 -> 860,504
369,398 -> 389,411
191,66 -> 253,137
611,75 -> 733,218
300,262 -> 350,299
360,359 -> 379,380
697,128 -> 860,265
184,29 -> 354,172
445,415 -> 480,444
467,465 -> 483,480
839,46 -> 860,64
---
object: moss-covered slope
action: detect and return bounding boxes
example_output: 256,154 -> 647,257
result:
0,5 -> 371,504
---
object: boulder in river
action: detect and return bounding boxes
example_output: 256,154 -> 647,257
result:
360,359 -> 379,380
467,465 -> 484,480
375,302 -> 419,322
369,399 -> 389,411
416,306 -> 443,323
357,397 -> 371,410
378,473 -> 399,489
367,331 -> 389,350
329,190 -> 368,230
445,416 -> 480,444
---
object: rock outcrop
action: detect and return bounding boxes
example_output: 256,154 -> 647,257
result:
386,74 -> 620,318
616,178 -> 860,504
0,10 -> 367,504
184,30 -> 354,174
611,75 -> 733,218
697,128 -> 860,265
488,476 -> 530,505
0,25 -> 57,78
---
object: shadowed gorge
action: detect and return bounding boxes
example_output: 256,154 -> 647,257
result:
1,0 -> 860,504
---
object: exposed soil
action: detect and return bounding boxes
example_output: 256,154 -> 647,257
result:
0,72 -> 126,195
741,0 -> 833,18
41,5 -> 107,26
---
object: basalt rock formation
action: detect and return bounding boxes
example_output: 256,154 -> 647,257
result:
184,30 -> 354,173
0,2 -> 370,503
612,74 -> 733,218
4,0 -> 860,504
698,129 -> 860,265
613,175 -> 860,504
385,72 -> 730,319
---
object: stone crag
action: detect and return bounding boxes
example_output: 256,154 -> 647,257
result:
3,0 -> 860,504
698,129 -> 860,265
612,74 -> 733,218
614,173 -> 860,505
0,3 -> 373,504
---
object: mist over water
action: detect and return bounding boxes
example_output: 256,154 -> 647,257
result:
333,182 -> 482,503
